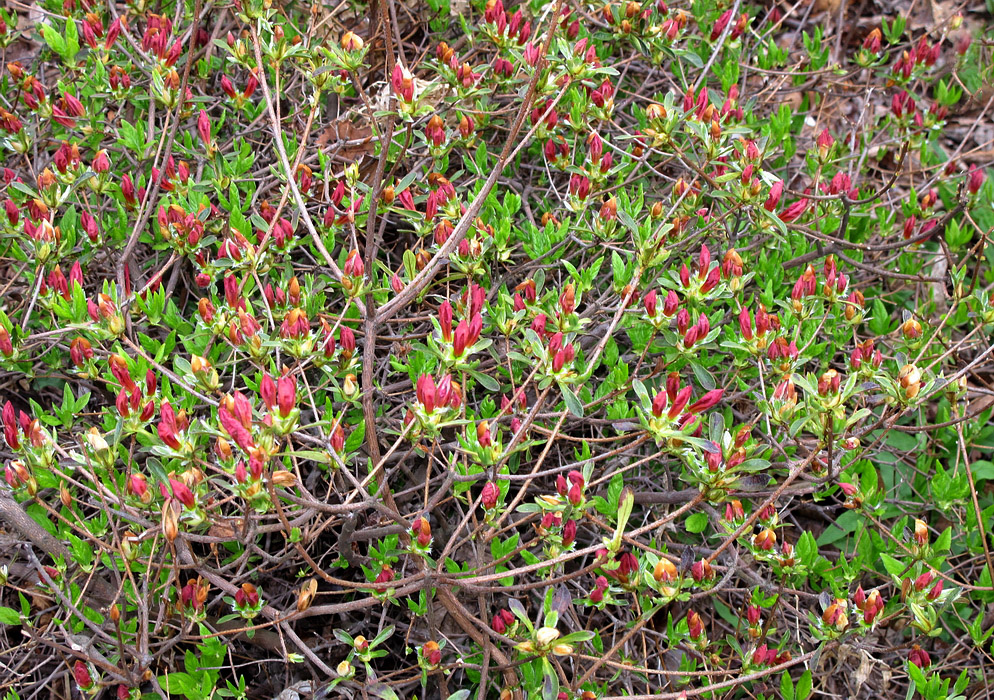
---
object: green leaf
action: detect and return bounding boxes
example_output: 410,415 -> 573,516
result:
780,670 -> 795,700
471,369 -> 500,392
40,23 -> 65,57
685,512 -> 709,534
344,420 -> 366,452
561,386 -> 584,418
796,670 -> 813,700
0,607 -> 20,625
879,552 -> 906,578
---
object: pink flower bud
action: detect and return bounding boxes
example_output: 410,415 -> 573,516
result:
481,481 -> 498,509
197,110 -> 211,148
763,181 -> 783,211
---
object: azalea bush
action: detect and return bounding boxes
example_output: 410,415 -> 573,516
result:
0,0 -> 993,698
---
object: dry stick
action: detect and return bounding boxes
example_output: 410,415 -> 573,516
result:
116,0 -> 204,317
249,27 -> 349,291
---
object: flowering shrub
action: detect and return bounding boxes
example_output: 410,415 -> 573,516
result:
0,0 -> 992,698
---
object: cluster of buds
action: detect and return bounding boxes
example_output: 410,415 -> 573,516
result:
586,132 -> 614,180
897,363 -> 922,402
437,299 -> 484,364
854,28 -> 883,66
405,374 -> 462,439
515,625 -> 575,657
218,393 -> 262,461
820,171 -> 859,199
481,480 -> 500,513
723,499 -> 746,526
785,261 -> 813,304
151,156 -> 191,195
710,8 -> 750,41
420,641 -> 443,669
852,585 -> 886,626
678,244 -> 722,301
410,516 -> 432,550
890,91 -> 922,126
901,214 -> 938,243
481,0 -> 532,46
158,203 -> 205,251
157,400 -> 193,455
541,332 -> 576,379
675,308 -> 711,350
821,256 -> 849,302
900,314 -> 924,345
372,565 -> 395,592
686,610 -> 706,648
766,336 -> 799,373
737,304 -> 775,351
141,14 -> 182,65
891,35 -> 941,83
770,374 -> 798,422
468,420 -> 501,465
642,288 -> 680,329
556,470 -> 586,507
108,65 -> 132,93
643,372 -> 723,446
185,354 -> 218,394
319,322 -> 357,371
598,549 -> 639,586
908,645 -> 931,669
336,31 -> 368,71
837,480 -> 862,509
232,582 -> 262,619
752,526 -> 777,552
259,372 -> 299,434
162,474 -> 198,511
649,556 -> 680,598
341,249 -> 365,296
910,569 -> 944,602
3,400 -> 52,468
40,262 -> 82,303
568,173 -> 591,209
819,597 -> 849,636
529,99 -> 560,141
280,306 -> 315,359
4,459 -> 37,496
391,64 -> 418,116
86,292 -> 125,336
491,608 -> 516,635
589,575 -> 610,604
816,368 -> 843,406
178,577 -> 210,619
126,472 -> 153,505
690,558 -> 715,586
220,70 -> 259,108
749,643 -> 791,668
